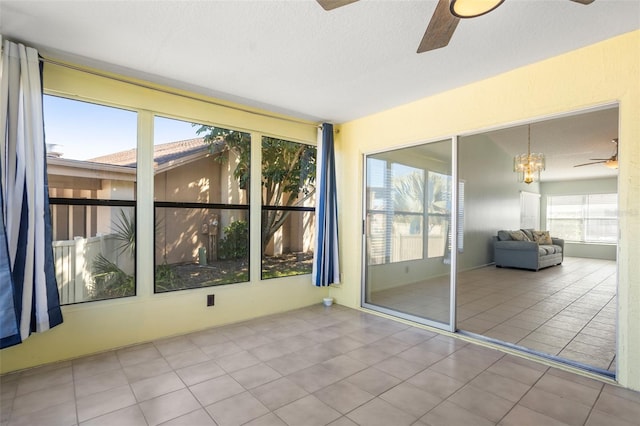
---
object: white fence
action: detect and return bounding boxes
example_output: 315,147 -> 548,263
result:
52,234 -> 130,304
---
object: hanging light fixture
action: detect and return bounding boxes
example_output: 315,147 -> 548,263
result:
513,124 -> 545,184
450,0 -> 505,18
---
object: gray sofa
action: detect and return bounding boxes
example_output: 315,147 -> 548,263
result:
494,229 -> 564,271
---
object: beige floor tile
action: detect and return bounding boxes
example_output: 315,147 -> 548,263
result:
189,374 -> 245,406
130,371 -> 185,402
593,391 -> 640,425
123,358 -> 172,383
286,364 -> 343,393
347,397 -> 416,426
407,369 -> 465,400
320,354 -> 368,378
7,401 -> 76,426
534,372 -> 602,406
243,413 -> 287,426
79,404 -> 146,426
200,341 -> 244,359
116,345 -> 163,367
139,388 -> 201,426
158,408 -> 215,425
345,366 -> 402,396
519,387 -> 592,425
327,416 -> 358,426
469,370 -> 531,403
153,336 -> 199,357
216,350 -> 261,373
11,381 -> 75,418
230,363 -> 281,389
380,382 -> 441,418
250,377 -> 308,411
164,348 -> 210,370
265,352 -> 316,376
15,366 -> 72,396
313,380 -> 374,414
72,352 -> 122,380
206,391 -> 269,426
76,384 -> 136,423
74,369 -> 129,400
175,359 -> 225,386
447,384 -> 515,423
585,409 -> 637,426
274,394 -> 340,426
420,400 -> 493,426
498,404 -> 571,426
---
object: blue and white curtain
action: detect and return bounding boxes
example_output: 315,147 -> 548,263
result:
1,37 -> 63,349
312,123 -> 340,287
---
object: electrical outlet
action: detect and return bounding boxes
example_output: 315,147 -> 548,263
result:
207,294 -> 215,306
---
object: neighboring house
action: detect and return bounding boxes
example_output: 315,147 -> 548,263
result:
47,137 -> 312,303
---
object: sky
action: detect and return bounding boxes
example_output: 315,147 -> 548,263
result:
43,95 -> 201,160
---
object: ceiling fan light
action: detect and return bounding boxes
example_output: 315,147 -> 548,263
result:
605,159 -> 619,169
450,0 -> 505,18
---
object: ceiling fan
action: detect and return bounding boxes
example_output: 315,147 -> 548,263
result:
316,0 -> 596,53
574,138 -> 619,169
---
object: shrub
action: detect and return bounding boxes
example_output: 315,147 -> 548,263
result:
219,220 -> 248,260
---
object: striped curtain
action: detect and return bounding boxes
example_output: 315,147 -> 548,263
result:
312,123 -> 340,287
0,38 -> 63,349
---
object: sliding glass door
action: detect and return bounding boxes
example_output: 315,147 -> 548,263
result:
362,138 -> 457,330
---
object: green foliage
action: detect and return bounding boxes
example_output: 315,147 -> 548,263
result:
154,262 -> 184,293
91,253 -> 135,299
112,209 -> 135,257
195,125 -> 251,189
219,220 -> 249,260
194,123 -> 317,251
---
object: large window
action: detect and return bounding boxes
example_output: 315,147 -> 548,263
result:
367,158 -> 424,264
153,117 -> 250,292
44,95 -> 137,304
261,137 -> 316,279
547,193 -> 618,243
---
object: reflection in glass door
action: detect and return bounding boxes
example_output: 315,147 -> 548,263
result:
362,139 -> 456,330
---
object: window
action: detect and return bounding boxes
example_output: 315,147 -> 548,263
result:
44,95 -> 137,304
367,158 -> 424,264
547,193 -> 617,243
261,137 -> 316,279
153,117 -> 250,292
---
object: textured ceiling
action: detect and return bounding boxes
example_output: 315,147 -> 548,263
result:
1,0 -> 638,124
0,0 -> 636,181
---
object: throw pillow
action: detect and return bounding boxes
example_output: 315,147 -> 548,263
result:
532,230 -> 553,245
521,229 -> 534,241
509,230 -> 527,241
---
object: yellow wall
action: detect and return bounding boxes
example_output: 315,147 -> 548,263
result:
0,62 -> 328,373
331,31 -> 640,390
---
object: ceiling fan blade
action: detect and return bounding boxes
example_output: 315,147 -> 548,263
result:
316,0 -> 359,11
574,161 -> 606,167
569,0 -> 596,4
417,0 -> 460,53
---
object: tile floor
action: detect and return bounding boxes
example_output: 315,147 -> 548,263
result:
370,257 -> 616,372
1,302 -> 639,426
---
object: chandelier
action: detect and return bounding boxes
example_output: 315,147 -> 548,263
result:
513,124 -> 545,184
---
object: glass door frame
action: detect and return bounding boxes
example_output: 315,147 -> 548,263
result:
361,136 -> 459,333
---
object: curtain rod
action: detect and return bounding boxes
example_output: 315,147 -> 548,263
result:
39,56 -> 323,129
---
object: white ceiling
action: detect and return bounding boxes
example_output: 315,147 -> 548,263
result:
0,0 -> 636,181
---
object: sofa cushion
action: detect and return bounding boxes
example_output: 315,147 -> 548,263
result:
532,230 -> 553,245
539,246 -> 551,255
509,230 -> 528,241
497,230 -> 512,241
521,229 -> 534,241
